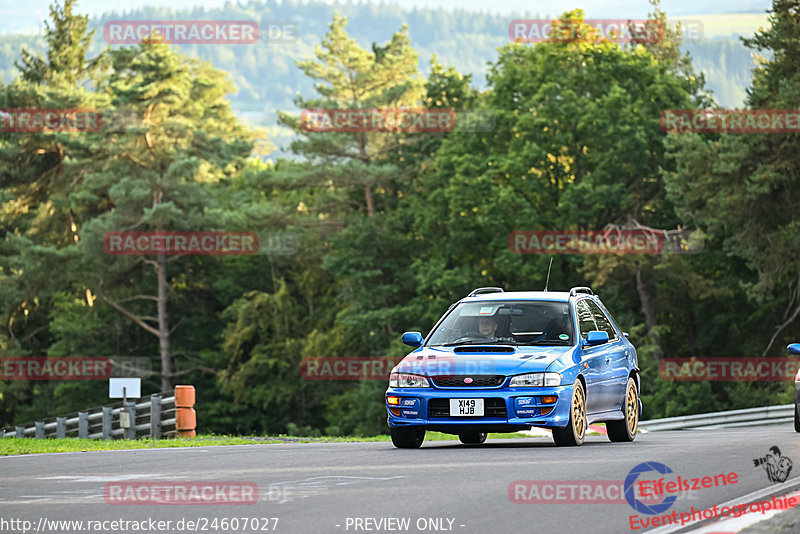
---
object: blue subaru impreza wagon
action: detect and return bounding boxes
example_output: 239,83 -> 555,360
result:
386,287 -> 641,448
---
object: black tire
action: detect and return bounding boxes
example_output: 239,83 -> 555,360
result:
607,377 -> 639,442
390,427 -> 425,448
458,432 -> 487,445
552,381 -> 586,446
794,404 -> 800,433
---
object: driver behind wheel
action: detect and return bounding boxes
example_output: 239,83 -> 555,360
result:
478,316 -> 499,339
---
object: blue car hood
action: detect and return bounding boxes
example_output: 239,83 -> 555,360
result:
393,345 -> 575,377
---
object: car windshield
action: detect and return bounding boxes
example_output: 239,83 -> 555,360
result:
427,300 -> 574,346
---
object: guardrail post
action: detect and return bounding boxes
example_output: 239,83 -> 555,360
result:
175,385 -> 196,438
78,412 -> 88,438
150,395 -> 162,440
102,407 -> 112,440
124,402 -> 136,440
56,417 -> 66,438
35,422 -> 44,439
15,427 -> 24,438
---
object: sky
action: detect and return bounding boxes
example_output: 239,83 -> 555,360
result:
0,0 -> 773,34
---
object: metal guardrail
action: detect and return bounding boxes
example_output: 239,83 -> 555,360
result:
639,404 -> 794,431
4,395 -> 790,437
1,391 -> 178,440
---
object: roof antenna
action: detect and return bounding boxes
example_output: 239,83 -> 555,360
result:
543,257 -> 553,292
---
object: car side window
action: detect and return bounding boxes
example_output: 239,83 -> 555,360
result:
576,300 -> 598,339
585,300 -> 617,340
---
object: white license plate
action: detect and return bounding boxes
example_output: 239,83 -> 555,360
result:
449,398 -> 484,416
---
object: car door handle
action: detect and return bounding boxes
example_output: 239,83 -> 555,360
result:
605,356 -> 612,364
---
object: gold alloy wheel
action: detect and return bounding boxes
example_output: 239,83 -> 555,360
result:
625,381 -> 638,434
573,385 -> 586,440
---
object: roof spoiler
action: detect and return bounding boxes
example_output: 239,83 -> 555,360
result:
569,286 -> 594,296
468,287 -> 504,297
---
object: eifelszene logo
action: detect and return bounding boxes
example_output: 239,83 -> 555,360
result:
624,462 -> 678,515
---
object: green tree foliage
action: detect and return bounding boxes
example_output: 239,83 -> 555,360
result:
663,0 -> 800,358
73,40 -> 252,391
0,0 -> 113,421
1,1 -> 797,436
0,1 -> 759,140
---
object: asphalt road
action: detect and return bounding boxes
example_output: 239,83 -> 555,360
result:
2,428 -> 800,534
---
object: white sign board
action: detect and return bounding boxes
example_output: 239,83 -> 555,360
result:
109,378 -> 141,398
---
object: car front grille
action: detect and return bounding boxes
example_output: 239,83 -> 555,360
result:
428,398 -> 507,418
430,375 -> 506,388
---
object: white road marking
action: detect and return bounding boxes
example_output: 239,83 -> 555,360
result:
260,475 -> 405,503
1,475 -> 406,505
38,474 -> 179,482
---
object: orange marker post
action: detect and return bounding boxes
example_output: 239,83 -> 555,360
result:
175,385 -> 196,437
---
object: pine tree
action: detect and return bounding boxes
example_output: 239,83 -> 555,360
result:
69,41 -> 253,391
277,13 -> 424,218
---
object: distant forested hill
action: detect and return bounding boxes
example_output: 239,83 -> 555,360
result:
0,0 -> 760,155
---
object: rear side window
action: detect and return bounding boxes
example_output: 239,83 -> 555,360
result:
584,299 -> 617,340
575,301 -> 597,339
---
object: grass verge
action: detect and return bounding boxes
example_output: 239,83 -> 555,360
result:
0,431 -> 536,455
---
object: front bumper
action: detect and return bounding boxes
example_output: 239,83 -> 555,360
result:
386,383 -> 575,432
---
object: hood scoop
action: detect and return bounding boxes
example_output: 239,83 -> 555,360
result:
454,346 -> 515,353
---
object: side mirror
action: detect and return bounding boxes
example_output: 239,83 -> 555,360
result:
402,331 -> 424,348
623,332 -> 629,338
584,330 -> 610,346
788,343 -> 800,355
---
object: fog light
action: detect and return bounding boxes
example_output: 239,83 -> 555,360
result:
541,396 -> 557,404
540,407 -> 554,415
389,407 -> 402,416
387,396 -> 399,405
